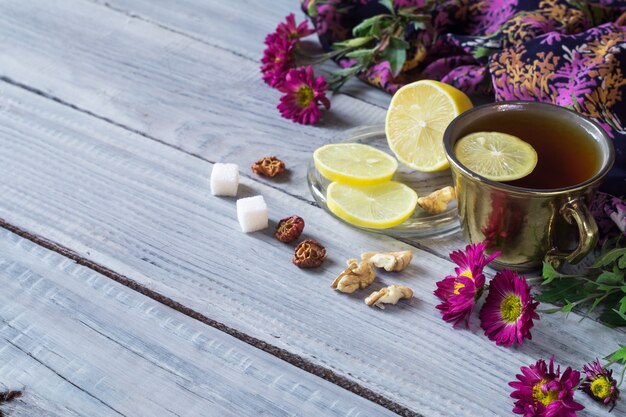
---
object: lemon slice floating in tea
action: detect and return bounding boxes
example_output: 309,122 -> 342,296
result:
454,131 -> 538,182
326,181 -> 418,229
385,80 -> 473,172
313,143 -> 398,186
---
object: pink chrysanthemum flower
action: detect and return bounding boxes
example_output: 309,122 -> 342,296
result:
433,242 -> 499,327
261,35 -> 296,88
434,273 -> 485,327
274,13 -> 314,41
260,13 -> 313,88
479,269 -> 539,347
580,358 -> 620,411
277,66 -> 330,125
450,242 -> 499,280
510,356 -> 584,417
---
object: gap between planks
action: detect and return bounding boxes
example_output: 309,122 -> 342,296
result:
0,219 -> 417,417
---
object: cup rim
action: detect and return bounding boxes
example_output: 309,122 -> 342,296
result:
443,101 -> 616,196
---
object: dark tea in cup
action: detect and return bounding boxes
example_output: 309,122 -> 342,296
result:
453,108 -> 602,189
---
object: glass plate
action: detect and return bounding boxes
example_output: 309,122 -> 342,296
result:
307,125 -> 460,238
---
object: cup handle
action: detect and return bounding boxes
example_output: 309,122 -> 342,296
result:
545,198 -> 598,269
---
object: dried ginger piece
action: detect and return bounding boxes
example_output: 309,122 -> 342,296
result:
361,250 -> 412,272
331,259 -> 375,293
365,285 -> 413,309
417,186 -> 455,214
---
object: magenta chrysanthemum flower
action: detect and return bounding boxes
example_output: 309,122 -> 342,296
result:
510,356 -> 584,417
274,13 -> 314,41
260,13 -> 313,88
580,358 -> 620,411
450,242 -> 499,280
434,273 -> 485,327
261,35 -> 296,88
433,242 -> 499,327
277,66 -> 330,125
479,269 -> 539,347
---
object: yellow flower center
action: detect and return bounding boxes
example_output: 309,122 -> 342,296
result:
532,379 -> 559,406
453,281 -> 465,295
590,376 -> 612,400
459,269 -> 473,280
500,294 -> 522,323
296,86 -> 314,108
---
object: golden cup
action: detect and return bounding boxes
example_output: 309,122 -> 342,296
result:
443,102 -> 615,271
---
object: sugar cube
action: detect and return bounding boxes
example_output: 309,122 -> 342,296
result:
211,163 -> 239,196
237,195 -> 268,233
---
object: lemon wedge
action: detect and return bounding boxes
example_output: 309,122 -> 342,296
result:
313,143 -> 398,186
326,181 -> 418,229
454,131 -> 538,182
385,80 -> 473,171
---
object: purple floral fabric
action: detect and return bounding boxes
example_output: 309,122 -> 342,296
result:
590,192 -> 626,240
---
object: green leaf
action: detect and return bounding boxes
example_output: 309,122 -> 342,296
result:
307,0 -> 318,18
331,67 -> 359,78
536,279 -> 587,304
619,253 -> 626,269
615,308 -> 626,322
620,296 -> 626,314
592,247 -> 626,268
542,261 -> 561,284
380,46 -> 406,76
331,36 -> 374,50
605,345 -> 626,365
397,7 -> 419,17
596,284 -> 621,292
560,302 -> 575,316
599,293 -> 626,327
473,46 -> 496,59
389,36 -> 410,49
596,270 -> 623,286
584,295 -> 607,318
344,49 -> 376,59
352,15 -> 384,38
378,0 -> 394,13
411,20 -> 428,31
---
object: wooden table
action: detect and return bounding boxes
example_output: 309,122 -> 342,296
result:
0,1 -> 623,416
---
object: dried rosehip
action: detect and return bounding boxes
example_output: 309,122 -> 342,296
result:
251,156 -> 286,178
293,239 -> 326,268
275,215 -> 305,243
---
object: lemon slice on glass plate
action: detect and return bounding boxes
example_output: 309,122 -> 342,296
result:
454,131 -> 538,182
326,181 -> 418,229
313,143 -> 398,186
385,80 -> 473,172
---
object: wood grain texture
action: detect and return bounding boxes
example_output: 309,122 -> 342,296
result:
0,0 -> 385,200
88,0 -> 395,109
0,228 -> 396,417
0,81 -> 623,417
0,0 -> 466,257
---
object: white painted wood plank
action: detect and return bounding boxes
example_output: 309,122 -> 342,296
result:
0,82 -> 622,416
0,228 -> 396,417
89,0 -> 395,109
0,0 -> 385,200
0,0 -> 466,257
